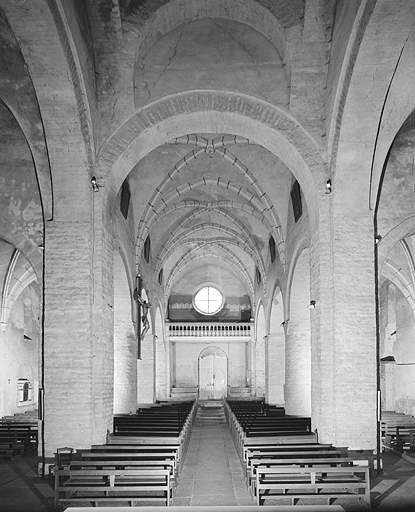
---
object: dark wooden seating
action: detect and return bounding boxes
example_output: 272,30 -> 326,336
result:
244,447 -> 344,483
1,410 -> 38,423
53,400 -> 197,509
0,423 -> 37,458
385,424 -> 415,452
254,465 -> 370,506
248,456 -> 355,493
113,400 -> 196,438
381,411 -> 415,452
223,399 -> 317,459
70,458 -> 178,486
110,400 -> 197,468
0,411 -> 38,457
89,444 -> 182,470
81,449 -> 179,480
223,398 -> 369,509
0,432 -> 26,457
0,424 -> 37,444
53,467 -> 172,510
242,443 -> 335,464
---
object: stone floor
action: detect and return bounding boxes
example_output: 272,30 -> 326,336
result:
172,403 -> 254,507
0,404 -> 414,512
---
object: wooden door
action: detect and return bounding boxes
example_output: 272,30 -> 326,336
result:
212,354 -> 227,399
199,352 -> 227,399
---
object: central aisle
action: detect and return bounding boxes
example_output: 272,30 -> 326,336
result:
173,401 -> 254,506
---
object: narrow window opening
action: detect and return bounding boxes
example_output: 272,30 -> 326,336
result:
290,180 -> 302,222
120,178 -> 131,219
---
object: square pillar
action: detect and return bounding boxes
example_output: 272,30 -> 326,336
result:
42,195 -> 114,460
311,199 -> 377,450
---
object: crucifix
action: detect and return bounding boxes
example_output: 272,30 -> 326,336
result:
133,274 -> 150,359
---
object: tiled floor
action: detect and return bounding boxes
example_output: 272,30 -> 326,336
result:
172,404 -> 254,506
370,449 -> 415,512
0,405 -> 415,511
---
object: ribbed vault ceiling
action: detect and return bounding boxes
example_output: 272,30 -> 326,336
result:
130,131 -> 292,304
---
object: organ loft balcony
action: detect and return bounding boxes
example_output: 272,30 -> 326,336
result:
166,321 -> 253,342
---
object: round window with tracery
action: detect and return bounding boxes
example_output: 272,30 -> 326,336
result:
193,286 -> 224,315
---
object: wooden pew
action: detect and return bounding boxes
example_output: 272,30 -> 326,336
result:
248,456 -> 353,494
244,447 -> 343,483
81,449 -> 179,482
242,443 -> 335,465
0,424 -> 37,445
380,412 -> 414,437
114,427 -> 184,436
68,459 -> 178,486
0,426 -> 35,451
223,398 -> 318,461
255,465 -> 370,506
105,437 -> 186,473
111,399 -> 197,466
388,425 -> 415,453
113,400 -> 196,435
52,399 -> 196,506
90,444 -> 181,469
225,398 -> 369,509
243,424 -> 312,436
54,467 -> 172,510
224,400 -> 311,433
0,432 -> 26,457
382,417 -> 415,451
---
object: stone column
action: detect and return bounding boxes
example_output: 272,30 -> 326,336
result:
43,221 -> 90,456
137,330 -> 155,404
285,250 -> 311,417
267,330 -> 285,405
113,252 -> 137,414
285,320 -> 311,416
311,186 -> 377,450
43,191 -> 114,458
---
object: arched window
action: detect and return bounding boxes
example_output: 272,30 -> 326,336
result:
269,236 -> 276,263
18,378 -> 33,405
144,236 -> 151,263
290,180 -> 302,222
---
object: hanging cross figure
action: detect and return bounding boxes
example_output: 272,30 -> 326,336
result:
136,294 -> 150,339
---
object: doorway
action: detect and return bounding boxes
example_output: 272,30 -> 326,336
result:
198,347 -> 228,400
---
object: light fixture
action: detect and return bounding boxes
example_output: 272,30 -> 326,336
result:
308,300 -> 316,309
91,176 -> 99,192
325,179 -> 332,194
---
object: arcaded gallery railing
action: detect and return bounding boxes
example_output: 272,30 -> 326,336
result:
167,322 -> 252,338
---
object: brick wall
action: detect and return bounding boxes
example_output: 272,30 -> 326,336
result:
137,330 -> 155,404
267,287 -> 285,405
255,304 -> 266,397
44,220 -> 94,454
114,250 -> 137,413
285,248 -> 311,416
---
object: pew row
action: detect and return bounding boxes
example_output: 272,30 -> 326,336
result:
223,399 -> 317,461
80,448 -> 179,483
53,400 -> 197,509
224,398 -> 370,508
0,423 -> 38,458
54,467 -> 173,510
381,412 -> 415,452
0,432 -> 26,457
254,465 -> 370,506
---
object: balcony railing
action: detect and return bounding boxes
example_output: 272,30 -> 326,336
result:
167,322 -> 252,338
